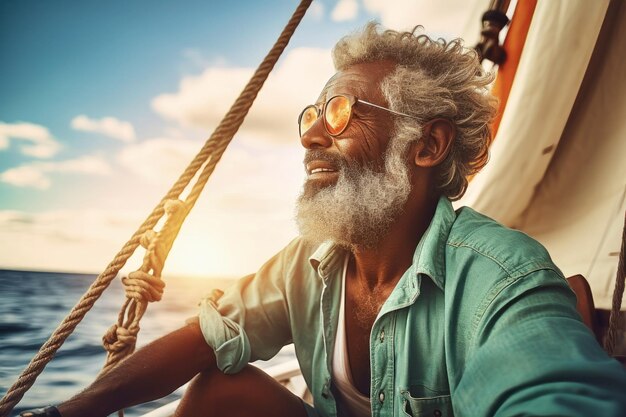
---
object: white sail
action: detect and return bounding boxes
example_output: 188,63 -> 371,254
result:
458,0 -> 625,310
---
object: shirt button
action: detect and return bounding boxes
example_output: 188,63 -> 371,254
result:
379,328 -> 385,342
378,391 -> 385,403
433,410 -> 442,417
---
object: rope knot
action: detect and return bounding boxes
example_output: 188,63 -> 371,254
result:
140,229 -> 157,249
122,271 -> 165,302
102,324 -> 138,353
164,199 -> 185,216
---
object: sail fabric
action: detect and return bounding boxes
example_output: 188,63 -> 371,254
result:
457,0 -> 624,309
513,0 -> 626,310
458,0 -> 609,224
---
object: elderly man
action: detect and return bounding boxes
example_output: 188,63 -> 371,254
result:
26,23 -> 626,417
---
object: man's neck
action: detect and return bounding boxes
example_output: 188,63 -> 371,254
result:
350,194 -> 438,290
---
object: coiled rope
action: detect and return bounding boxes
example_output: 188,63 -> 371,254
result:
0,1 -> 312,415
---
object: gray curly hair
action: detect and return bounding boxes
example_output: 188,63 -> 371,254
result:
332,23 -> 497,200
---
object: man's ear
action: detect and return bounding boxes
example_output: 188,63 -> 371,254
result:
413,119 -> 455,168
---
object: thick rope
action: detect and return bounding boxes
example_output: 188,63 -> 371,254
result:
0,1 -> 312,416
604,210 -> 626,355
101,200 -> 184,373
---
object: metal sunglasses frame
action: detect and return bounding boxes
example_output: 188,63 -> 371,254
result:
297,94 -> 420,137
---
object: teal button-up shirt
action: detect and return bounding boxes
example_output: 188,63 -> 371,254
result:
198,197 -> 626,416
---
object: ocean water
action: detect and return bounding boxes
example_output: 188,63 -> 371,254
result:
0,269 -> 295,417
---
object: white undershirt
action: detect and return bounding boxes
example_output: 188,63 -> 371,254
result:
332,255 -> 371,417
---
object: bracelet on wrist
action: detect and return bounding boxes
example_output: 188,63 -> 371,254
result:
20,405 -> 62,417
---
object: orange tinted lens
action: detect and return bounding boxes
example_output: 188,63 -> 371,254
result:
299,106 -> 318,136
325,96 -> 351,135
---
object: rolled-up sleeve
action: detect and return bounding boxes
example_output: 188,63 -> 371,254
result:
198,294 -> 253,373
198,240 -> 297,374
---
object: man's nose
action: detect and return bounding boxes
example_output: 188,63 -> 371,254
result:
300,119 -> 332,150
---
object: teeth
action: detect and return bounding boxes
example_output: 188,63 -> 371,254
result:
311,168 -> 334,174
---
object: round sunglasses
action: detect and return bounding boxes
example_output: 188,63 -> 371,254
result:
298,94 -> 419,137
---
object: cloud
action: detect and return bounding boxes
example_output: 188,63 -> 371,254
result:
151,47 -> 334,143
0,155 -> 112,189
0,121 -> 61,158
0,208 -> 145,273
0,209 -> 138,242
117,137 -> 200,184
71,115 -> 136,142
362,0 -> 484,43
332,0 -> 359,22
0,138 -> 305,276
206,138 -> 304,210
308,1 -> 325,20
0,165 -> 50,188
116,136 -> 304,205
116,133 -> 304,221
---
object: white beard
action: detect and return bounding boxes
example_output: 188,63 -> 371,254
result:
295,139 -> 412,249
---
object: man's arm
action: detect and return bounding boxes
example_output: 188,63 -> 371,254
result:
54,238 -> 303,417
451,269 -> 626,416
58,321 -> 214,417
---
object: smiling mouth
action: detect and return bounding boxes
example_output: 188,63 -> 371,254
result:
310,168 -> 336,175
304,150 -> 345,181
306,164 -> 339,180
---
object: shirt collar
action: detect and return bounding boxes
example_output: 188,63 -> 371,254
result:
309,240 -> 347,282
410,196 -> 456,291
307,196 -> 456,289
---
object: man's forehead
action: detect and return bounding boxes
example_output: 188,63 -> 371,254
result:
318,71 -> 368,98
325,68 -> 373,87
317,61 -> 396,102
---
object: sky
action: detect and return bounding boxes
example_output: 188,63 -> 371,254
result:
0,0 -> 488,278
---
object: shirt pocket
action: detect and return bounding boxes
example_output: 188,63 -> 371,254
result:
400,391 -> 453,417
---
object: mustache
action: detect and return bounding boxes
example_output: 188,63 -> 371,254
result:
303,149 -> 347,170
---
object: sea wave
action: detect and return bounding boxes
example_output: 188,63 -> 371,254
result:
0,270 -> 292,417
